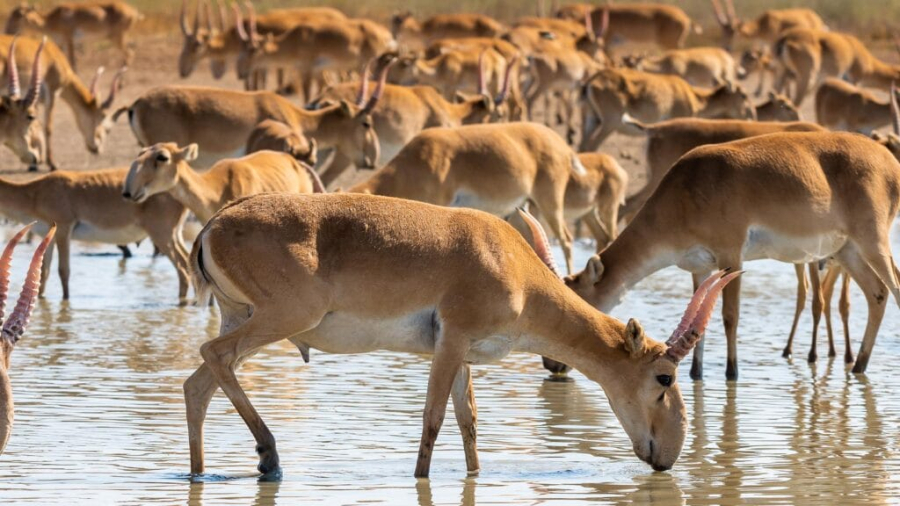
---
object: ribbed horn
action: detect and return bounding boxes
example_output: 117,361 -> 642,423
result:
666,270 -> 743,362
892,81 -> 900,136
89,66 -> 105,100
1,223 -> 55,344
0,223 -> 35,322
355,58 -> 373,107
23,36 -> 44,108
7,35 -> 20,98
363,55 -> 396,113
517,207 -> 561,278
495,55 -> 518,105
180,0 -> 192,36
233,2 -> 248,42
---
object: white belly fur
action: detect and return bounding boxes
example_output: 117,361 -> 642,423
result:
300,309 -> 520,364
742,226 -> 848,263
676,226 -> 848,272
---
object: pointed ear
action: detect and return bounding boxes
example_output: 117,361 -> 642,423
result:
453,91 -> 468,103
585,254 -> 604,283
338,99 -> 354,117
623,318 -> 645,357
180,143 -> 199,161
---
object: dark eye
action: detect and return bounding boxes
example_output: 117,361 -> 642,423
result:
26,113 -> 35,120
156,154 -> 169,163
656,375 -> 672,387
362,120 -> 372,129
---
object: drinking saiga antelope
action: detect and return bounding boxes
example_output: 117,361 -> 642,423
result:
0,36 -> 46,171
184,191 -> 739,477
0,225 -> 55,455
0,34 -> 125,171
562,131 -> 900,379
351,122 -> 581,273
123,144 -> 324,223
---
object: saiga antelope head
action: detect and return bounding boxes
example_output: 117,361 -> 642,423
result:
520,209 -> 741,470
0,36 -> 46,170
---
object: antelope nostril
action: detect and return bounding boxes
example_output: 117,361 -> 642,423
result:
122,191 -> 131,199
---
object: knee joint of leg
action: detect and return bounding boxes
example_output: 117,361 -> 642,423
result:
199,341 -> 233,365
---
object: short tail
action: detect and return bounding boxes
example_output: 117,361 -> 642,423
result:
189,225 -> 213,305
619,113 -> 649,136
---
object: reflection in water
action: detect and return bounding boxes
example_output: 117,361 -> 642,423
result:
0,230 -> 898,504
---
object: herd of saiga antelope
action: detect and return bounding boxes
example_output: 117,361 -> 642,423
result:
0,0 -> 898,479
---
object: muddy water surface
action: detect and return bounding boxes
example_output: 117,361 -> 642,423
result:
0,224 -> 898,505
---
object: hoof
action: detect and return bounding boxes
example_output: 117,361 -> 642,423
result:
807,352 -> 817,363
844,352 -> 855,365
256,444 -> 280,476
542,356 -> 571,375
689,361 -> 703,381
781,348 -> 792,359
725,361 -> 738,381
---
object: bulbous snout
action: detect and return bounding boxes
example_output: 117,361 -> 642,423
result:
634,438 -> 675,472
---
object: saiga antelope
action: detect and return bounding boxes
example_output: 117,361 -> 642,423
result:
246,119 -> 317,167
0,225 -> 55,455
710,0 -> 825,50
563,131 -> 900,379
115,59 -> 393,168
0,36 -> 47,171
623,47 -> 742,88
0,170 -> 189,303
0,34 -> 124,170
579,68 -> 756,151
185,191 -> 738,476
615,116 -> 824,223
5,1 -> 140,69
123,144 -> 323,223
391,12 -> 505,50
351,122 -> 581,273
774,28 -> 900,105
178,0 -> 346,81
309,60 -> 515,187
556,3 -> 700,51
815,79 -> 899,134
236,6 -> 395,99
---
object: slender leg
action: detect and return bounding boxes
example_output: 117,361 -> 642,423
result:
414,327 -> 470,478
782,263 -> 807,358
839,271 -> 853,364
834,244 -> 889,374
721,261 -> 743,380
450,364 -> 479,476
582,208 -> 613,252
821,264 -> 841,358
807,263 -> 823,363
39,233 -> 56,297
185,363 -> 219,475
56,223 -> 73,300
689,270 -> 712,380
44,93 -> 58,171
199,306 -> 325,476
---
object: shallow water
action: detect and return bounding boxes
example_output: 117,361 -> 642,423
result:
0,223 -> 898,505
